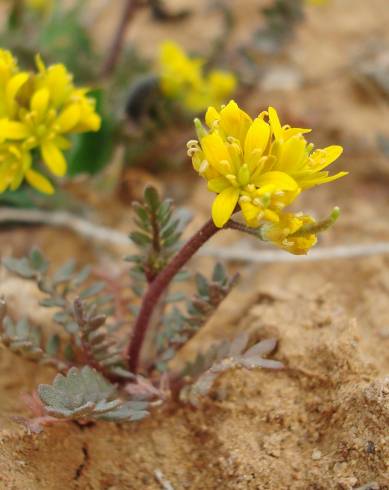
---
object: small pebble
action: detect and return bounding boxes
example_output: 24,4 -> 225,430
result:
311,449 -> 322,460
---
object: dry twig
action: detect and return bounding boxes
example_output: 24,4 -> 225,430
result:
154,469 -> 175,490
2,207 -> 389,263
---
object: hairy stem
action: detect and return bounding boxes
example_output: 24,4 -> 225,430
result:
227,219 -> 263,238
127,219 -> 220,373
100,0 -> 140,78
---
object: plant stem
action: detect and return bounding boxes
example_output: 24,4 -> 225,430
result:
127,218 -> 220,373
100,0 -> 140,78
227,219 -> 263,238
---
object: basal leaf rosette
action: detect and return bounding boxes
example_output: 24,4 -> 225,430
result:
0,49 -> 101,194
187,100 -> 347,254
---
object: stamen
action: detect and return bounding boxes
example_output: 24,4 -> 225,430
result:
239,195 -> 251,203
187,148 -> 200,157
199,160 -> 209,174
273,202 -> 285,210
226,174 -> 237,184
220,160 -> 232,172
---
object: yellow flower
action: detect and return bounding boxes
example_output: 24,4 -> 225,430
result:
188,100 -> 347,253
159,41 -> 236,113
306,0 -> 327,5
25,0 -> 53,15
0,50 -> 101,194
261,213 -> 317,255
0,141 -> 54,194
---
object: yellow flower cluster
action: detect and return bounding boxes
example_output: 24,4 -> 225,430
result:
159,41 -> 237,113
188,100 -> 347,254
25,0 -> 53,13
1,0 -> 53,16
306,0 -> 327,5
0,49 -> 101,194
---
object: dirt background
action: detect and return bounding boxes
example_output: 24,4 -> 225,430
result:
1,0 -> 389,488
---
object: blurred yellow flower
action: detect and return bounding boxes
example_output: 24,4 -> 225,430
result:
188,100 -> 347,254
0,49 -> 101,194
0,0 -> 53,15
159,41 -> 236,113
25,0 -> 53,15
306,0 -> 327,5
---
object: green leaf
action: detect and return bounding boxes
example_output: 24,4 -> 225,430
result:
174,270 -> 190,282
53,311 -> 70,325
161,220 -> 180,240
130,232 -> 151,247
133,202 -> 149,223
79,282 -> 105,299
143,186 -> 160,212
73,265 -> 91,286
40,297 -> 67,308
156,199 -> 173,222
29,249 -> 49,273
162,233 -> 181,248
38,367 -> 149,422
165,292 -> 186,303
1,316 -> 44,361
212,263 -> 226,283
46,334 -> 61,356
53,259 -> 76,285
195,273 -> 209,297
64,342 -> 76,361
2,257 -> 35,278
38,6 -> 97,81
65,322 -> 79,334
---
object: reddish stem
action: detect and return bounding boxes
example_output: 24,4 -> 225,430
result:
127,218 -> 220,373
100,0 -> 140,78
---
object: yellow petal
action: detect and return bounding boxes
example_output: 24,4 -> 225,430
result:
6,72 -> 30,109
57,104 -> 81,132
208,70 -> 237,99
53,136 -> 71,150
31,88 -> 50,118
323,145 -> 343,164
253,171 -> 298,191
310,145 -> 343,171
0,119 -> 29,140
35,53 -> 46,74
208,177 -> 230,193
244,117 -> 270,161
283,127 -> 311,140
263,209 -> 280,223
300,171 -> 348,188
212,186 -> 240,227
276,135 -> 307,172
240,200 -> 262,227
25,168 -> 54,194
10,168 -> 25,190
205,106 -> 220,129
200,132 -> 232,174
41,141 -> 67,176
268,107 -> 282,140
219,100 -> 252,145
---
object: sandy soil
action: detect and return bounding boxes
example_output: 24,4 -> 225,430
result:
1,0 -> 389,488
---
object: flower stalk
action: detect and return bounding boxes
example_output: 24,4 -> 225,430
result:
127,218 -> 221,373
101,0 -> 140,78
